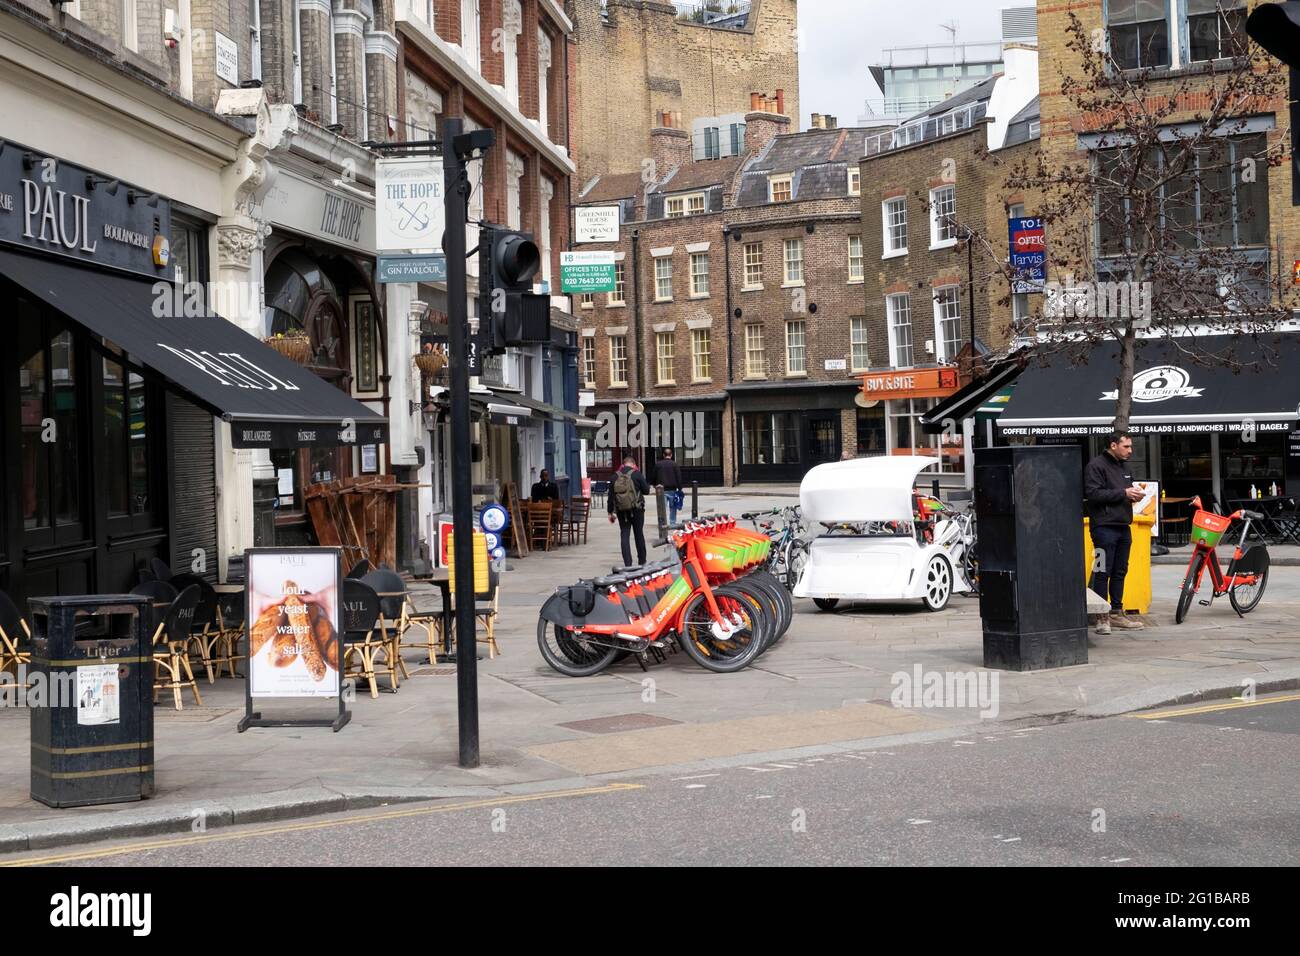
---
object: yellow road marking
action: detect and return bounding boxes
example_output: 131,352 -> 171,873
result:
1,782 -> 643,867
1132,692 -> 1300,720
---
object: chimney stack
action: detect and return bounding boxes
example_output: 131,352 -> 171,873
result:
651,115 -> 691,175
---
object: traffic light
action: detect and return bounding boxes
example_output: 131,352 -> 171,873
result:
479,223 -> 551,352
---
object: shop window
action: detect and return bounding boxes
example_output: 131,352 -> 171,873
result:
857,405 -> 886,456
740,412 -> 800,466
18,307 -> 84,538
100,350 -> 152,518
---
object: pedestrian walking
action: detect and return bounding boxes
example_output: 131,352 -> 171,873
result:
655,448 -> 684,526
1084,431 -> 1147,634
608,454 -> 650,568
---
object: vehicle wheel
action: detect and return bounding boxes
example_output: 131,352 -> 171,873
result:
1229,561 -> 1268,615
1175,553 -> 1204,625
813,597 -> 839,612
960,544 -> 979,595
786,541 -> 809,593
536,618 -> 621,677
678,586 -> 766,673
922,555 -> 952,612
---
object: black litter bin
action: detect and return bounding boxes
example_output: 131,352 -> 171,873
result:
28,594 -> 154,808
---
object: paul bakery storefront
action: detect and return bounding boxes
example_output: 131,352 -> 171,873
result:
0,146 -> 386,607
996,335 -> 1300,508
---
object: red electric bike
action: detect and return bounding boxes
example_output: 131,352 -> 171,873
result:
1174,496 -> 1270,624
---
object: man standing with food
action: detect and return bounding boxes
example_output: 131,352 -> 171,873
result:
1084,431 -> 1146,635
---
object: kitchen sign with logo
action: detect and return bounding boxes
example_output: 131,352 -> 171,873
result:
0,142 -> 172,278
1101,366 -> 1204,403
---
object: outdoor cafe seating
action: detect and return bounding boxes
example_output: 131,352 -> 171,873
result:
145,584 -> 203,711
341,578 -> 388,699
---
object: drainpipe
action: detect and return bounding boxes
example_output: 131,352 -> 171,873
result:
723,225 -> 738,485
630,228 -> 644,397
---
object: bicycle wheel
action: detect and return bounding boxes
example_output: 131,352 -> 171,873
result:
742,572 -> 792,650
1175,551 -> 1204,625
536,618 -> 621,677
1229,555 -> 1269,615
678,585 -> 766,673
785,539 -> 809,593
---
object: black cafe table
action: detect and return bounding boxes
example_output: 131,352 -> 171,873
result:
1227,496 -> 1300,544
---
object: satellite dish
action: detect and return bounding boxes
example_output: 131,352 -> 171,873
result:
854,392 -> 879,409
628,400 -> 645,415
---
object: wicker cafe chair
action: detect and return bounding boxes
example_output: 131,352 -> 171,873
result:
401,587 -> 446,663
341,579 -> 386,699
476,565 -> 502,659
211,587 -> 246,679
567,497 -> 591,545
149,585 -> 202,711
346,559 -> 373,580
360,569 -> 409,690
0,591 -> 32,692
169,573 -> 220,684
150,557 -> 177,583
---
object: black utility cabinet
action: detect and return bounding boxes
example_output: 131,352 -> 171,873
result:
975,446 -> 1088,671
28,594 -> 154,808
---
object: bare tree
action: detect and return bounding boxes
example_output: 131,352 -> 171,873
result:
967,9 -> 1294,430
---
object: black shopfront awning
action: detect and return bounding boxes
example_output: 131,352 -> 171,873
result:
920,360 -> 1023,433
2,249 -> 387,449
997,334 -> 1300,436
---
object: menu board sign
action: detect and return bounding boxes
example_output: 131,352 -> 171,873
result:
239,547 -> 349,731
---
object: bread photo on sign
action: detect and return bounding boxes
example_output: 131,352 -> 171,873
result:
309,601 -> 339,672
249,603 -> 287,658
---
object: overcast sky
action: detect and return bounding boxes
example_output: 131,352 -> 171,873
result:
797,0 -> 1009,128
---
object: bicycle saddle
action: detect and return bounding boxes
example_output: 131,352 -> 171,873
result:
1240,509 -> 1265,521
609,557 -> 678,576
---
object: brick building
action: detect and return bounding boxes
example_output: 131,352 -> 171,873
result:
568,0 -> 800,182
1004,0 -> 1300,509
576,95 -> 883,486
393,0 -> 580,541
858,44 -> 1040,489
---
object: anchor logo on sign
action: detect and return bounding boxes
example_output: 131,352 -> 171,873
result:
398,201 -> 430,232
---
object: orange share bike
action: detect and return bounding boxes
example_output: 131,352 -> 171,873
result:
1175,496 -> 1270,624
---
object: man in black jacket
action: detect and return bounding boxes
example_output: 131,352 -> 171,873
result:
608,454 -> 651,567
1084,432 -> 1146,634
655,449 -> 684,525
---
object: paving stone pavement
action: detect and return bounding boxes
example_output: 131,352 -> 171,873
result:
1,487 -> 1297,846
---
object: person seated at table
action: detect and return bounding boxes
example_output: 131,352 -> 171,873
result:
530,470 -> 560,502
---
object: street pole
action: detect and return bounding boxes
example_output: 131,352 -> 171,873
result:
444,116 -> 479,768
966,231 -> 976,375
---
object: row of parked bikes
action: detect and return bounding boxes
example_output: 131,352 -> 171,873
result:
536,465 -> 981,677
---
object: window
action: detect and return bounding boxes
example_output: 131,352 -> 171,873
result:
883,197 -> 908,255
461,0 -> 481,69
857,404 -> 886,456
582,337 -> 597,386
579,293 -> 594,309
769,175 -> 793,203
887,293 -> 914,367
122,0 -> 139,52
745,324 -> 766,377
1188,0 -> 1246,62
665,193 -> 706,218
930,185 -> 958,247
690,253 -> 710,296
743,242 -> 764,288
848,236 -> 863,282
785,320 -> 806,375
933,286 -> 963,362
703,127 -> 721,160
848,167 -> 861,196
691,329 -> 712,381
741,412 -> 801,465
656,332 -> 675,384
250,0 -> 262,81
1097,133 -> 1269,255
609,262 -> 626,305
654,256 -> 673,301
18,309 -> 85,538
292,0 -> 303,103
609,335 -> 628,386
730,123 -> 744,157
538,29 -> 552,136
1107,0 -> 1170,71
783,238 -> 804,285
850,317 -> 870,371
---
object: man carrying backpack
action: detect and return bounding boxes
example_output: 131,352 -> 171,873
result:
608,453 -> 651,568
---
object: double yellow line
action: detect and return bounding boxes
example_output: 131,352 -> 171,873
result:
2,782 -> 643,867
1131,691 -> 1300,720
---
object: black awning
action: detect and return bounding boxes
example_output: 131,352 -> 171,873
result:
997,334 -> 1300,436
489,390 -> 576,423
1,249 -> 387,449
919,361 -> 1023,433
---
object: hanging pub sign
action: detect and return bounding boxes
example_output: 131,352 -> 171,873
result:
376,156 -> 446,253
238,547 -> 349,732
0,140 -> 172,279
